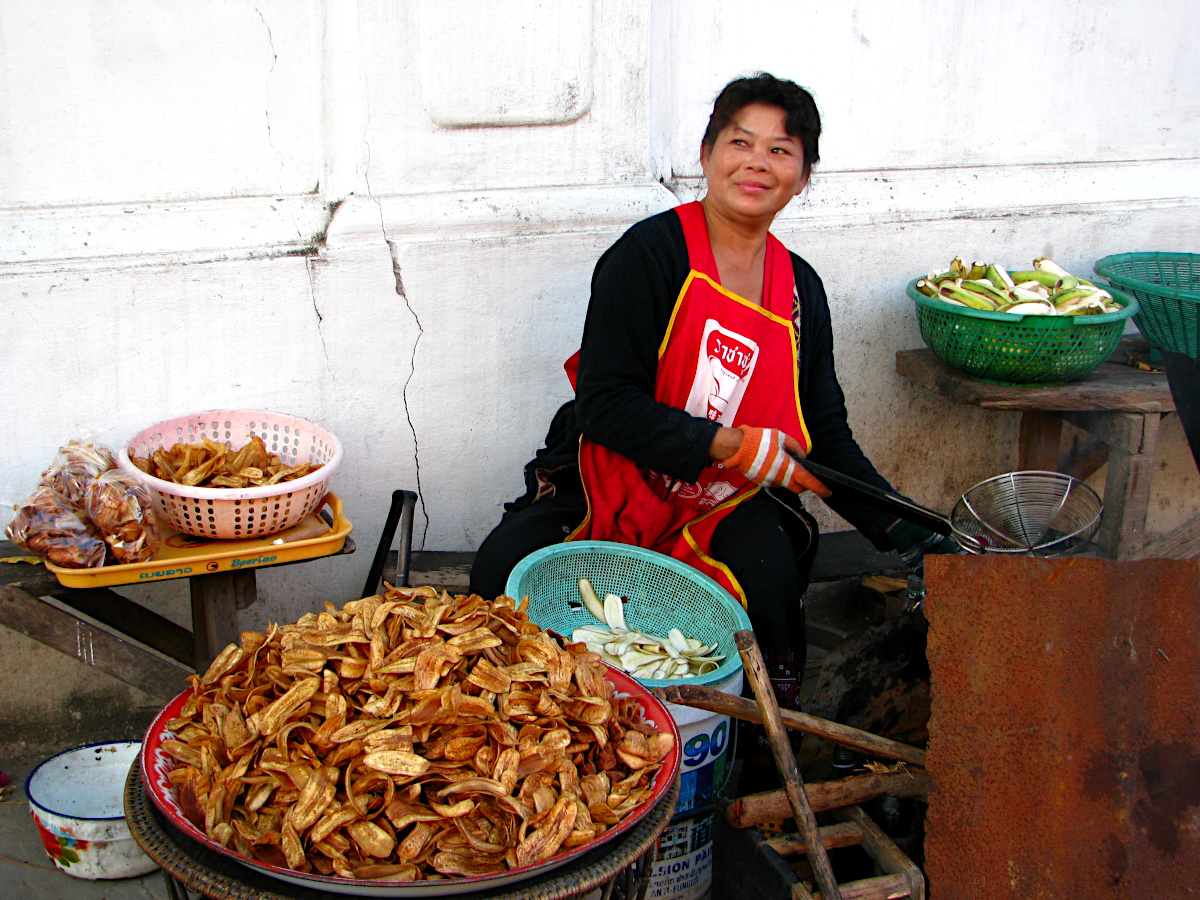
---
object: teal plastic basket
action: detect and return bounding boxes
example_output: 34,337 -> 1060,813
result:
1094,252 -> 1200,362
505,541 -> 750,689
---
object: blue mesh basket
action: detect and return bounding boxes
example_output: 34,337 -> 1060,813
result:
505,541 -> 750,689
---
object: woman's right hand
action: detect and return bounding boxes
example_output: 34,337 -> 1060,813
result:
714,426 -> 831,497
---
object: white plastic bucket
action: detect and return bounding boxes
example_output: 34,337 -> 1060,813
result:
646,812 -> 718,900
669,669 -> 741,817
25,741 -> 158,880
645,668 -> 742,900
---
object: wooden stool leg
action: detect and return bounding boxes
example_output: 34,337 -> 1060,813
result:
1094,412 -> 1161,558
189,570 -> 255,671
780,807 -> 924,900
736,629 -> 843,900
1018,410 -> 1063,470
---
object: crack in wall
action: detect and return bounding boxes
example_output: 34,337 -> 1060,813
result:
305,256 -> 329,364
386,248 -> 428,551
364,139 -> 429,549
256,7 -> 330,369
303,198 -> 345,368
255,8 -> 289,209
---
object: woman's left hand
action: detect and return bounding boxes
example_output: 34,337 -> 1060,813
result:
887,518 -> 962,573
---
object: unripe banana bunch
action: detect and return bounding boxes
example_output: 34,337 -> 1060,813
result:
571,578 -> 726,680
915,256 -> 1121,316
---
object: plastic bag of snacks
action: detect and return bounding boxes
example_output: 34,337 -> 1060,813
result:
82,470 -> 159,564
40,440 -> 117,503
6,485 -> 107,568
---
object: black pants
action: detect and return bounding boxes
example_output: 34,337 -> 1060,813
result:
469,487 -> 819,691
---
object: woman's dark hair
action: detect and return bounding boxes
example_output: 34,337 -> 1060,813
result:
702,73 -> 821,175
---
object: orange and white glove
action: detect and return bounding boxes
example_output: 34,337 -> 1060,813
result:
721,427 -> 831,497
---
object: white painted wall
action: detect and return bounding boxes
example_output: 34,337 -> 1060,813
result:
0,1 -> 321,206
3,0 -> 1199,649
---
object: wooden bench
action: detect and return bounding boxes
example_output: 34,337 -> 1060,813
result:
0,534 -> 355,698
896,339 -> 1199,559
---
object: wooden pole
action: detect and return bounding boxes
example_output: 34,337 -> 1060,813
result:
736,629 -> 843,900
725,770 -> 933,829
651,683 -> 926,768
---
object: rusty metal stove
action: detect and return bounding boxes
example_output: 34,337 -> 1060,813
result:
923,554 -> 1200,899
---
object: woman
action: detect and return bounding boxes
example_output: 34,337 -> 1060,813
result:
470,73 -> 951,714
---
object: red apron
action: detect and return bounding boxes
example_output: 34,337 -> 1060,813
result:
565,202 -> 810,607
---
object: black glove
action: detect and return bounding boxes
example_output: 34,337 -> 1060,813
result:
887,519 -> 961,575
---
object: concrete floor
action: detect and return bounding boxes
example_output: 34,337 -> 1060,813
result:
0,753 -> 168,900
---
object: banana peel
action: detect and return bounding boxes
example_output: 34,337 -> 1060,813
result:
924,256 -> 1122,316
573,583 -> 725,679
940,281 -> 997,310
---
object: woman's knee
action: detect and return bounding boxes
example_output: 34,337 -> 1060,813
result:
468,494 -> 585,598
711,494 -> 811,575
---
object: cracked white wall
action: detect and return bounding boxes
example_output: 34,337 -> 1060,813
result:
2,0 -> 1200,652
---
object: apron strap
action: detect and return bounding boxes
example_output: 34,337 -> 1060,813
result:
762,234 -> 796,320
676,202 -> 720,281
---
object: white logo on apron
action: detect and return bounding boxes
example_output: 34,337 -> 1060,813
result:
684,320 -> 760,425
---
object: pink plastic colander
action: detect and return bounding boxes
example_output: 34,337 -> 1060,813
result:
117,410 -> 343,540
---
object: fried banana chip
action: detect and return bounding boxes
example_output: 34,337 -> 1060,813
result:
514,795 -> 578,868
139,436 -> 320,489
286,766 -> 337,833
432,851 -> 507,877
347,819 -> 396,859
362,750 -> 431,778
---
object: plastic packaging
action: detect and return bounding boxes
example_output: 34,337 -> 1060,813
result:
40,440 -> 117,504
81,471 -> 159,564
6,485 -> 107,569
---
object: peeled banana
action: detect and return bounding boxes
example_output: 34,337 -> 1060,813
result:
572,578 -> 725,680
916,256 -> 1120,317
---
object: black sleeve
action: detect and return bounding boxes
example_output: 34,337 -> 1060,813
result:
793,256 -> 902,548
573,214 -> 720,483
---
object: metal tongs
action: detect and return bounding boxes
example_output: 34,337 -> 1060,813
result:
789,453 -> 954,537
789,452 -> 1103,556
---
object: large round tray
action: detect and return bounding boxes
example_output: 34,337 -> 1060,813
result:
138,669 -> 680,897
126,763 -> 678,900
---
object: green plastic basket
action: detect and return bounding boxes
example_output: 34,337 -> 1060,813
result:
1094,252 -> 1200,362
505,540 -> 750,689
907,278 -> 1138,384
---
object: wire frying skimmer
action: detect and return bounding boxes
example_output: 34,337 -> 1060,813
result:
794,458 -> 1103,556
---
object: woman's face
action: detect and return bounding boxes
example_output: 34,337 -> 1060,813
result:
700,103 -> 808,226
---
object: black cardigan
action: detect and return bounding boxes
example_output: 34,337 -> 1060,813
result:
513,208 -> 902,550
